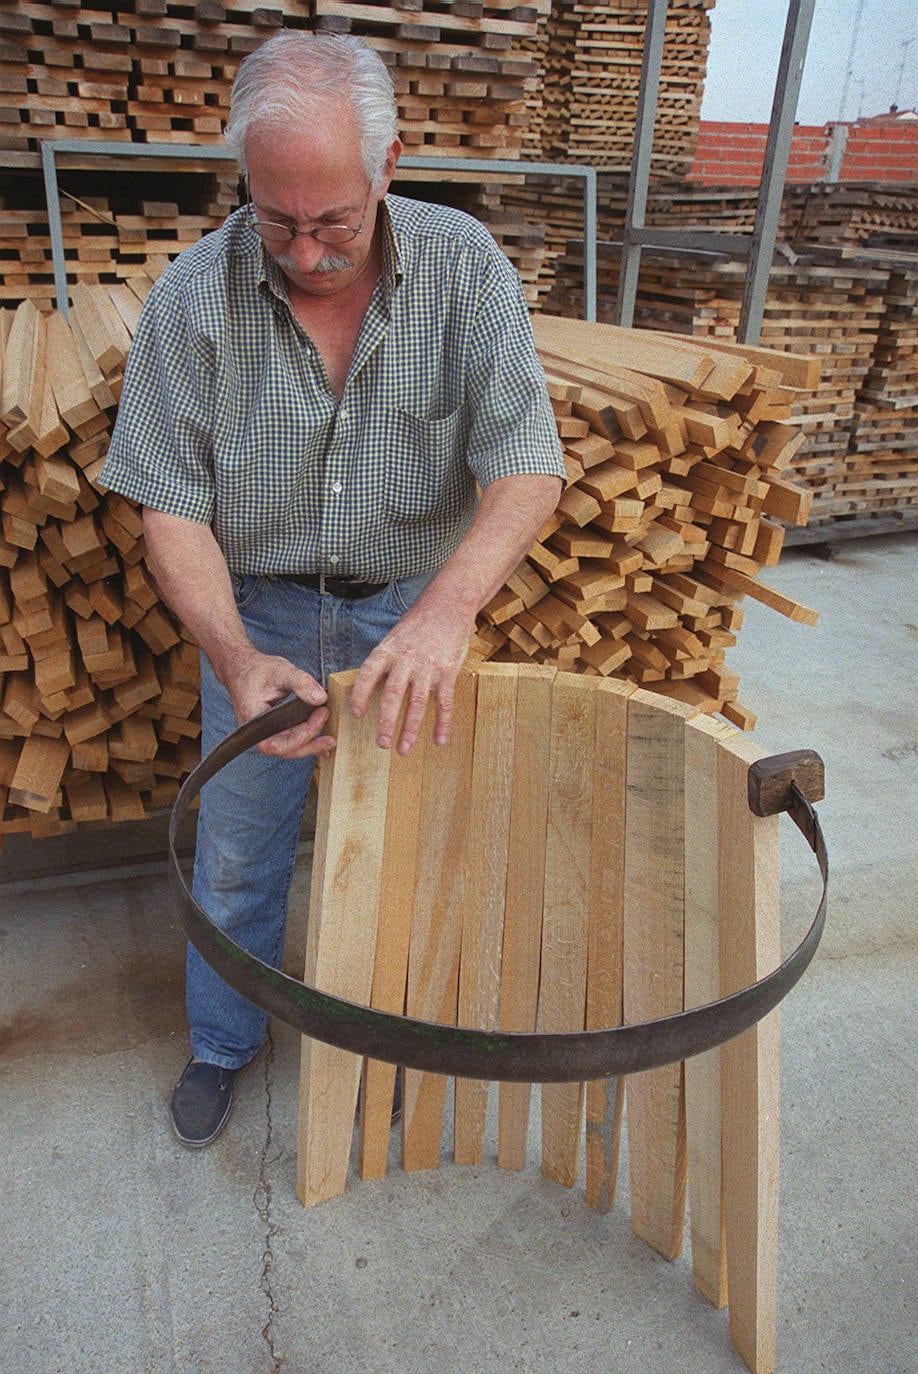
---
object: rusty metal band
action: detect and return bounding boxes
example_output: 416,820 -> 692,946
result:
167,697 -> 828,1083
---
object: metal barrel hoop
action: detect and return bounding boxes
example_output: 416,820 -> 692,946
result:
167,697 -> 828,1084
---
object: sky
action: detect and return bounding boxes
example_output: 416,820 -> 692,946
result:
700,0 -> 918,126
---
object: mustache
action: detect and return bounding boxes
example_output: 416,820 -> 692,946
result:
276,250 -> 352,275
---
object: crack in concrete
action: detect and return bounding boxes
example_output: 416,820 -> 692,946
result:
254,1028 -> 283,1372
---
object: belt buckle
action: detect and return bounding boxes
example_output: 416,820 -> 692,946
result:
318,572 -> 362,599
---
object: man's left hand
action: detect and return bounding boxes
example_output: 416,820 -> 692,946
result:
348,595 -> 474,755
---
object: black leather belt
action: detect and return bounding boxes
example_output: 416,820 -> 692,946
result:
167,697 -> 828,1083
281,572 -> 387,600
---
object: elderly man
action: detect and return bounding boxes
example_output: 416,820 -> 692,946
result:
102,31 -> 564,1147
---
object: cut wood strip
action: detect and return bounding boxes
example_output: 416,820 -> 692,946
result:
402,670 -> 477,1173
454,664 -> 518,1165
538,670 -> 593,1189
533,313 -> 719,393
717,733 -> 781,1374
1,300 -> 43,429
359,700 -> 435,1181
584,676 -> 634,1213
683,713 -> 735,1309
297,671 -> 392,1208
623,689 -> 698,1260
70,282 -> 132,375
8,734 -> 70,813
702,565 -> 819,626
497,663 -> 555,1171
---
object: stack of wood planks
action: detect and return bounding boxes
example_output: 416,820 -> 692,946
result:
0,269 -> 201,843
522,0 -> 713,175
543,248 -> 918,528
839,263 -> 918,520
0,181 -> 235,309
0,0 -> 547,159
470,313 -> 819,705
1,294 -> 818,841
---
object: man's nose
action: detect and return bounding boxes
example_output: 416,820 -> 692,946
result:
286,231 -> 327,270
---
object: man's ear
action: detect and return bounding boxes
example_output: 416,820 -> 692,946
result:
377,138 -> 403,197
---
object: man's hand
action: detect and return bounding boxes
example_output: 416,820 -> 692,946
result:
224,648 -> 334,761
348,471 -> 562,756
349,596 -> 474,755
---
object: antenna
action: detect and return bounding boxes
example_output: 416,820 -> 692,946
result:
894,36 -> 917,110
837,0 -> 866,121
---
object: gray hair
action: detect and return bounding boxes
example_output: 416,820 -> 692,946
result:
225,32 -> 399,188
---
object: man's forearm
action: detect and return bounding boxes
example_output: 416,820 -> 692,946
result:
419,471 -> 562,623
142,507 -> 258,686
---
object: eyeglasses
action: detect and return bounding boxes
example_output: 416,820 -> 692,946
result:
246,186 -> 372,246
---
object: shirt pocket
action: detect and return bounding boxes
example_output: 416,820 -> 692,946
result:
380,406 -> 472,524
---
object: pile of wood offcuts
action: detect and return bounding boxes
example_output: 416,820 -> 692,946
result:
0,289 -> 819,841
472,314 -> 819,713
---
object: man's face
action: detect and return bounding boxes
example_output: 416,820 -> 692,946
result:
245,109 -> 399,301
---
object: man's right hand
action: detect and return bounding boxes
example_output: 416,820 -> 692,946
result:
224,649 -> 333,761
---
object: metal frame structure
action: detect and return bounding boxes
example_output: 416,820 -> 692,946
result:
40,141 -> 597,321
617,0 -> 817,344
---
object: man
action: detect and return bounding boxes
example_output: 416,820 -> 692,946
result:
102,31 -> 565,1147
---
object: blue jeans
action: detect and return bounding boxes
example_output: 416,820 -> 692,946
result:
188,571 -> 431,1069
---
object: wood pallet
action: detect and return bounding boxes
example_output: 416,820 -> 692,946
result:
0,299 -> 819,840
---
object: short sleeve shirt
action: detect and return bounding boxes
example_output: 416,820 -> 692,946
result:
101,195 -> 565,582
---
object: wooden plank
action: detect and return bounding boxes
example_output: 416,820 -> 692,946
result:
538,671 -> 593,1188
358,700 -> 435,1181
533,312 -> 718,393
497,663 -> 555,1171
401,670 -> 477,1173
683,713 -> 735,1308
8,734 -> 70,813
623,689 -> 697,1260
1,299 -> 43,429
718,733 -> 781,1374
454,664 -> 518,1165
656,329 -> 822,392
297,670 -> 392,1208
70,282 -> 132,375
584,676 -> 634,1212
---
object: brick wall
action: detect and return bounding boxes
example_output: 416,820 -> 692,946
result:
689,112 -> 918,186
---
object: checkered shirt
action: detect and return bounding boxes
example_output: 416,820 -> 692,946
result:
101,195 -> 565,581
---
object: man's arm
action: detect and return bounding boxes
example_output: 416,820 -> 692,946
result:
142,508 -> 333,760
349,471 -> 561,754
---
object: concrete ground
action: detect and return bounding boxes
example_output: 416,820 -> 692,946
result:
1,532 -> 915,1374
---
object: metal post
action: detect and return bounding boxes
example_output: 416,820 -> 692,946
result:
616,0 -> 670,327
738,0 -> 817,343
41,141 -> 71,317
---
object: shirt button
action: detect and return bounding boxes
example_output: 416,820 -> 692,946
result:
338,408 -> 348,423
329,553 -> 341,565
331,480 -> 343,494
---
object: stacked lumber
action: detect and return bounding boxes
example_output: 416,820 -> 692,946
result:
835,264 -> 918,521
469,313 -> 820,720
0,275 -> 200,844
781,182 -> 918,257
0,0 -> 546,159
524,0 -> 713,175
1,298 -> 818,841
0,165 -> 554,313
543,249 -> 904,524
0,182 -> 234,309
312,0 -> 547,161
